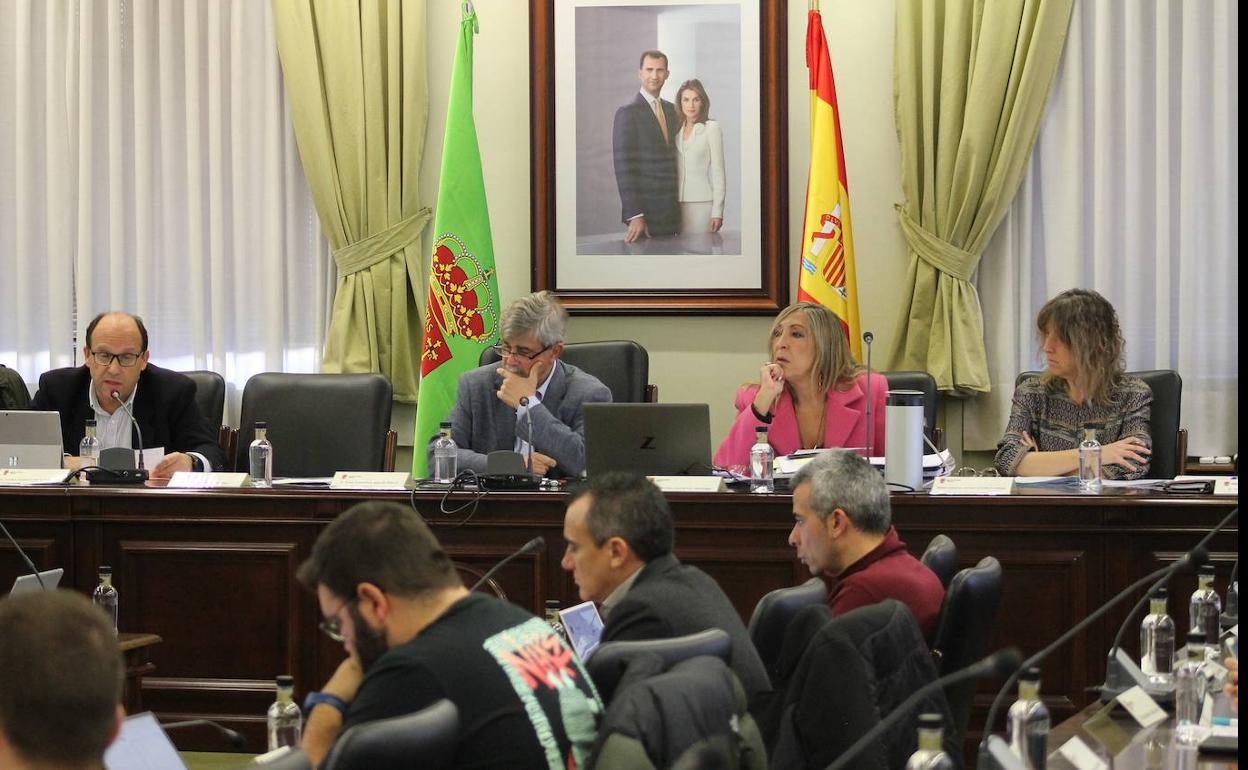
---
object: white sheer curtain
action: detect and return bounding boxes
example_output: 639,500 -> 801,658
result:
971,0 -> 1238,457
0,0 -> 333,422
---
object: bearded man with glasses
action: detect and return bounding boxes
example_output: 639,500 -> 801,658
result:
429,291 -> 611,478
30,311 -> 223,477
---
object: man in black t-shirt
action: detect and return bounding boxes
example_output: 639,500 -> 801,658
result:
297,502 -> 602,769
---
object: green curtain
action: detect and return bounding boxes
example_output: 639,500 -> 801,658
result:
272,0 -> 430,402
889,0 -> 1072,395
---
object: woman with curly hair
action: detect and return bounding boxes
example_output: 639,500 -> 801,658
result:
994,289 -> 1152,478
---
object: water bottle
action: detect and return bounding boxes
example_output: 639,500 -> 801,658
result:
1189,568 -> 1221,644
266,674 -> 302,750
432,421 -> 458,483
1006,667 -> 1050,769
79,418 -> 100,463
1175,631 -> 1209,745
1139,587 -> 1175,683
1078,428 -> 1102,493
544,600 -> 567,641
904,712 -> 954,770
92,566 -> 118,636
749,427 -> 774,493
249,421 -> 273,488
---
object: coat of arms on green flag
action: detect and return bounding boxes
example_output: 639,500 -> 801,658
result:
413,5 -> 499,478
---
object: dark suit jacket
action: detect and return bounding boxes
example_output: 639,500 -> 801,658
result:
30,364 -> 225,469
612,92 -> 680,235
431,361 -> 612,478
602,553 -> 771,704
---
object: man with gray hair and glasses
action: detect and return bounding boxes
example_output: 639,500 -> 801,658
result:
431,291 -> 611,478
788,450 -> 944,638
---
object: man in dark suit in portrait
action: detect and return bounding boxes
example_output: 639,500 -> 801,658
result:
613,50 -> 681,243
560,472 -> 771,703
30,311 -> 224,477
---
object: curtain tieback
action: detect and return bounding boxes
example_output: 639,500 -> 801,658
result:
333,207 -> 433,275
895,205 -> 979,282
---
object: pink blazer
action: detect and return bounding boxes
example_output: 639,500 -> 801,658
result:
713,372 -> 889,469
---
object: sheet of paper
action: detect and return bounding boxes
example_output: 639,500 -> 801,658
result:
138,447 -> 165,470
103,712 -> 187,770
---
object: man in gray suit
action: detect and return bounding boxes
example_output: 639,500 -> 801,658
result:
430,291 -> 611,478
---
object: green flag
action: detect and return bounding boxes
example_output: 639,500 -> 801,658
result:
412,5 -> 499,477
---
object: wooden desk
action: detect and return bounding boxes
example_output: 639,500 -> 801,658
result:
1047,700 -> 1238,769
0,484 -> 1236,753
118,632 -> 162,713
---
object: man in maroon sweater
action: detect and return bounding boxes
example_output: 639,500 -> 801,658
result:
788,450 -> 944,639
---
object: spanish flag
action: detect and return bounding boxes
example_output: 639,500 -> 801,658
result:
798,5 -> 861,359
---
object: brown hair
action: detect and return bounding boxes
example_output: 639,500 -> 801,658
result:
297,501 -> 462,601
1035,288 -> 1125,406
675,79 -> 710,124
0,590 -> 123,765
638,50 -> 668,69
768,302 -> 863,395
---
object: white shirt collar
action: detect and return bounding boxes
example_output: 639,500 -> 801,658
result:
88,381 -> 138,415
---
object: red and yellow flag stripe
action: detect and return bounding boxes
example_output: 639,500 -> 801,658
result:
797,7 -> 861,359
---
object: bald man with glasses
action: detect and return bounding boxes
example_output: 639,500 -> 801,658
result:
428,292 -> 611,478
30,311 -> 224,478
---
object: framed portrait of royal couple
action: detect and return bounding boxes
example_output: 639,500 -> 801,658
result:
530,0 -> 788,313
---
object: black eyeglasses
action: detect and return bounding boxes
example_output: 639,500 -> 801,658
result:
319,598 -> 353,642
89,351 -> 143,367
490,343 -> 553,363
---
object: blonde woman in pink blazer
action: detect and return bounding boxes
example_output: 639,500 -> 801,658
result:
714,302 -> 888,470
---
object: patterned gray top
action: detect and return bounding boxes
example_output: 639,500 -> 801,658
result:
994,376 -> 1153,479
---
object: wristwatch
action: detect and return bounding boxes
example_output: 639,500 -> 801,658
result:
189,454 -> 204,472
304,691 -> 348,716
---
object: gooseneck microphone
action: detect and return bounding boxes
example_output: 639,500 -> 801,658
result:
0,519 -> 46,590
862,331 -> 875,458
976,540 -> 1218,769
1099,506 -> 1239,702
160,718 -> 246,750
111,390 -> 147,472
470,537 -> 545,593
826,647 -> 1022,770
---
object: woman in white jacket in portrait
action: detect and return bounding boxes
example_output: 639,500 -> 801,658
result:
674,79 -> 726,234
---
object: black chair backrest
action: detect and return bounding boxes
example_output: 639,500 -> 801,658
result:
181,370 -> 225,428
586,628 -> 731,704
322,698 -> 458,770
747,577 -> 827,682
931,556 -> 1003,744
882,370 -> 938,440
920,534 -> 959,589
479,340 -> 650,403
1015,369 -> 1182,479
235,373 -> 393,476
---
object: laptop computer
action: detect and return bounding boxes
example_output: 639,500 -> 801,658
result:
583,403 -> 713,477
7,568 -> 65,596
0,410 -> 64,469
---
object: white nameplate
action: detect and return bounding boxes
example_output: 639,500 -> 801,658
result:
1057,736 -> 1108,770
329,472 -> 413,490
929,476 -> 1016,496
1214,477 -> 1237,496
0,468 -> 72,485
167,472 -> 250,489
1116,685 -> 1167,728
647,476 -> 727,493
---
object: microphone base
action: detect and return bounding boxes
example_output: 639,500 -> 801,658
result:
86,468 -> 149,485
1099,647 -> 1176,706
479,473 -> 541,491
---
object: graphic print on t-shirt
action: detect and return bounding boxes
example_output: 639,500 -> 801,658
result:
484,617 -> 603,770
